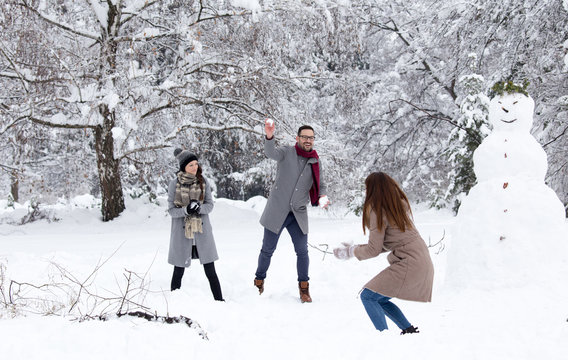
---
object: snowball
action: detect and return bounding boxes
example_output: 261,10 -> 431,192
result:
318,195 -> 330,208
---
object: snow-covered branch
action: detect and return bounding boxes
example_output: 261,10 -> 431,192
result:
542,124 -> 568,148
120,0 -> 161,26
19,0 -> 100,41
29,116 -> 97,130
119,144 -> 170,161
164,121 -> 262,143
0,116 -> 28,136
0,45 -> 30,91
389,98 -> 469,136
368,18 -> 457,100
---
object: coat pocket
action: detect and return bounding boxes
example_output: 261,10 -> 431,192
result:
387,248 -> 406,264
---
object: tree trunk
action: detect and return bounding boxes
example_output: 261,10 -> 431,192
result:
94,104 -> 125,221
10,170 -> 19,203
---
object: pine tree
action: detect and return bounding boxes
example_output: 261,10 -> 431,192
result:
443,54 -> 490,213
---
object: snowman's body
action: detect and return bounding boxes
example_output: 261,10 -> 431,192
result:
473,132 -> 547,183
447,93 -> 566,288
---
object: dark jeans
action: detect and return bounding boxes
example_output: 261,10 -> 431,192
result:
171,250 -> 224,301
360,288 -> 411,331
255,212 -> 309,282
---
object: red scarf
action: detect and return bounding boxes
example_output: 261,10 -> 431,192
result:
295,143 -> 320,206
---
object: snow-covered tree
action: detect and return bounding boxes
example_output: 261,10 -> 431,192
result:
436,54 -> 490,212
1,0 -> 566,219
1,1 -> 272,220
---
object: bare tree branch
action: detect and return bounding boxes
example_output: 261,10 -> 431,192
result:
0,43 -> 30,92
542,124 -> 568,148
29,116 -> 97,130
368,19 -> 457,100
18,0 -> 100,41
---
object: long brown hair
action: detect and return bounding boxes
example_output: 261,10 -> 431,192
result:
196,165 -> 205,201
362,172 -> 413,234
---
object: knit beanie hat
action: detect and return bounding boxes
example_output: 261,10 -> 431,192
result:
174,148 -> 198,172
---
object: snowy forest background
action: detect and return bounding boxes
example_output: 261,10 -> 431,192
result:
1,0 -> 567,221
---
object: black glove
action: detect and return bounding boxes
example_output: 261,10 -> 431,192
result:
186,200 -> 201,215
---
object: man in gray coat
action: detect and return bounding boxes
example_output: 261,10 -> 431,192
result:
254,119 -> 330,303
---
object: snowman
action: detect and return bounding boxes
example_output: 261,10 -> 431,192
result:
447,84 -> 567,289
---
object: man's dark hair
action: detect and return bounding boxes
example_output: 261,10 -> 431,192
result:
297,125 -> 314,135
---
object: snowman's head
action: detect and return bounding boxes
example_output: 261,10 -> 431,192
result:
488,93 -> 534,133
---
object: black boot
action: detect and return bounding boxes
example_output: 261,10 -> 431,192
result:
204,262 -> 224,301
171,266 -> 185,291
401,325 -> 419,335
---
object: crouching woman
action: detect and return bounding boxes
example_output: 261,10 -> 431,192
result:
334,172 -> 433,334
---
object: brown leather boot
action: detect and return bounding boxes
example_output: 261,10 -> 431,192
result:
254,279 -> 264,295
299,281 -> 312,303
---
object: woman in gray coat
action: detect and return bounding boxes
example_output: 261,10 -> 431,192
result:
333,172 -> 434,334
167,148 -> 223,301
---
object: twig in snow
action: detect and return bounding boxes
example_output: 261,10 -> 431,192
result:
428,229 -> 446,254
308,242 -> 333,261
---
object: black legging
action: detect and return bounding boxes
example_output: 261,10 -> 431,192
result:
170,261 -> 224,301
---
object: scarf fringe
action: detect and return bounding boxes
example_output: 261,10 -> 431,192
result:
185,216 -> 203,239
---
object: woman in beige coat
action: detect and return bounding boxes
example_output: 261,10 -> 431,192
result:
334,172 -> 434,334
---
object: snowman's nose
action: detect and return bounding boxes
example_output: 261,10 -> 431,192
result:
502,107 -> 509,113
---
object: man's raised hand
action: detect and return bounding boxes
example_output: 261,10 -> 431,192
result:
265,118 -> 275,139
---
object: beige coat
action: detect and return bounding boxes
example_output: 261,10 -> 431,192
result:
354,210 -> 434,302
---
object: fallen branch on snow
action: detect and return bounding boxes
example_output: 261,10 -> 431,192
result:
78,311 -> 208,340
0,253 -> 209,340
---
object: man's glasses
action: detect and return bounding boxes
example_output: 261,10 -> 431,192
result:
298,135 -> 315,141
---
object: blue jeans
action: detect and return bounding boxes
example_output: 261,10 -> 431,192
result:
360,288 -> 411,331
255,212 -> 309,282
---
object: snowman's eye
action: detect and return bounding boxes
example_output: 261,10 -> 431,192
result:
513,101 -> 518,104
498,101 -> 502,104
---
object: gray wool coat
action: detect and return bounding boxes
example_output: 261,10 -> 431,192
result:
259,137 -> 326,235
167,176 -> 219,267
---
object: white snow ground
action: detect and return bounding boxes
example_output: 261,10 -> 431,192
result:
1,195 -> 567,360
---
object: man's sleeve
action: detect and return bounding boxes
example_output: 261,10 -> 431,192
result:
264,137 -> 286,161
